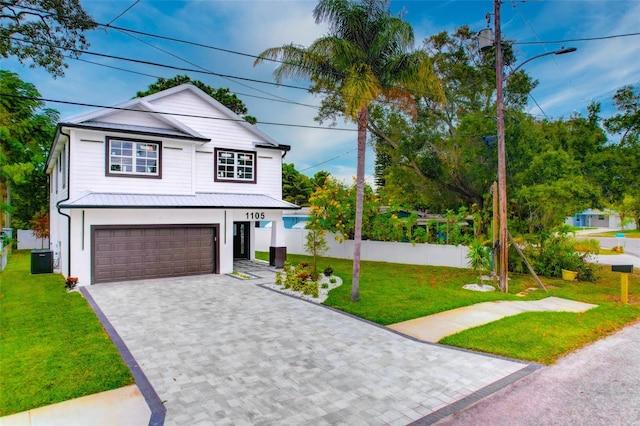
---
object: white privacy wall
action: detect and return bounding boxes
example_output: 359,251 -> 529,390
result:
256,228 -> 470,269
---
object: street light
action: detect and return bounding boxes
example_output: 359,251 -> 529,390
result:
492,0 -> 575,292
511,47 -> 577,74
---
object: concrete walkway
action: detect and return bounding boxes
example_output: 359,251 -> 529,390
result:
0,385 -> 150,426
388,297 -> 598,343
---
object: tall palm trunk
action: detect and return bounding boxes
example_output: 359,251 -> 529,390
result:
351,106 -> 368,301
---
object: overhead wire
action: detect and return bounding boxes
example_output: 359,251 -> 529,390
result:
508,2 -> 551,119
106,0 -> 141,26
111,27 -> 316,110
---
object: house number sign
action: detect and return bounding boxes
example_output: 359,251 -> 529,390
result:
246,211 -> 266,220
237,210 -> 280,221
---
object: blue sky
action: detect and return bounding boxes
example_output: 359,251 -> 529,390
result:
5,0 -> 640,184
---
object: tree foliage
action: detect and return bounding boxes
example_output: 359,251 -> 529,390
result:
604,85 -> 640,146
256,0 -> 443,301
0,70 -> 57,228
370,26 -> 530,211
282,164 -> 331,206
370,27 -> 637,239
1,0 -> 97,77
282,163 -> 313,206
135,75 -> 258,124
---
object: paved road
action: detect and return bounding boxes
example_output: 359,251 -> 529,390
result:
578,235 -> 640,257
86,265 -> 535,426
436,321 -> 640,426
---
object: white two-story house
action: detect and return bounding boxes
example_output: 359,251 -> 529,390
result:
47,83 -> 298,285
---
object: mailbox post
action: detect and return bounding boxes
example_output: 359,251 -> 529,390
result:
611,265 -> 633,304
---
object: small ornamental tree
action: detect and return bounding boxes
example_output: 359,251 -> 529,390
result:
304,227 -> 329,278
308,177 -> 380,242
30,209 -> 49,249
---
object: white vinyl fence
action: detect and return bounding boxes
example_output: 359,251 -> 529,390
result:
17,229 -> 49,250
256,228 -> 470,269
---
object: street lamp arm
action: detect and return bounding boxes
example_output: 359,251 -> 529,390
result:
510,47 -> 577,74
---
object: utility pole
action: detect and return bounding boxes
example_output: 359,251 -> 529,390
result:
494,0 -> 508,292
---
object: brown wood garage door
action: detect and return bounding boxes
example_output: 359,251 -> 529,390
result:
92,225 -> 217,283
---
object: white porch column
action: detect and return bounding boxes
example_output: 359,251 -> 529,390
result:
269,219 -> 287,268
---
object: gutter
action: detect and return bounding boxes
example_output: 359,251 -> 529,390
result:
55,127 -> 72,277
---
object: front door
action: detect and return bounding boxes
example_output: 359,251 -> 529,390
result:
233,222 -> 250,259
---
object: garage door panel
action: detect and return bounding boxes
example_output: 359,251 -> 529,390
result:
93,226 -> 216,283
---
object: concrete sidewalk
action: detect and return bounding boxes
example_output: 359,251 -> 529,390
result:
388,297 -> 598,343
0,385 -> 150,426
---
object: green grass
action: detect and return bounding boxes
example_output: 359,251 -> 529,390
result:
0,250 -> 134,416
258,251 -> 640,364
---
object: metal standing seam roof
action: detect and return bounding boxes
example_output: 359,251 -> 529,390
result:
58,192 -> 300,210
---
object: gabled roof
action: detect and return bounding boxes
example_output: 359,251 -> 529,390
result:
58,192 -> 300,210
47,83 -> 286,172
66,83 -> 281,147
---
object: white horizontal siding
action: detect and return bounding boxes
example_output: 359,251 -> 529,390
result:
63,87 -> 284,200
69,129 -> 194,196
194,148 -> 282,197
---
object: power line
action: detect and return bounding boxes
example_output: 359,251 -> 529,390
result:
71,53 -> 320,109
299,149 -> 357,172
514,32 -> 640,45
0,1 -> 447,101
106,0 -> 141,26
111,27 -> 317,110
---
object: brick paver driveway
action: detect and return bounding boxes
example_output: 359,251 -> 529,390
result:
86,266 -> 535,425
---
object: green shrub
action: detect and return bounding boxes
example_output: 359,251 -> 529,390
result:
519,230 -> 597,281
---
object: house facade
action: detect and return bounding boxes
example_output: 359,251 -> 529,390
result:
47,84 -> 298,285
566,209 -> 635,229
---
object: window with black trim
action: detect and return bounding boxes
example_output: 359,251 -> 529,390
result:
106,137 -> 161,178
215,149 -> 256,183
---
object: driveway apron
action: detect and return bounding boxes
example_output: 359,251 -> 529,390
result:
86,269 -> 534,426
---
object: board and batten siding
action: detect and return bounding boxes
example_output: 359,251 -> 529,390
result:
69,129 -> 195,196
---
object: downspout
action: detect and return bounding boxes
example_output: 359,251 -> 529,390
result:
56,128 -> 72,277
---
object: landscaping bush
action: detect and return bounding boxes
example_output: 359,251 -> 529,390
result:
521,230 -> 597,281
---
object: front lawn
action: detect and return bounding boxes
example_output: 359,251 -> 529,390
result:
0,250 -> 133,416
258,252 -> 640,364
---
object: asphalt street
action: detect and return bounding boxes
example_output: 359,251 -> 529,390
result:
578,235 -> 640,257
436,321 -> 640,426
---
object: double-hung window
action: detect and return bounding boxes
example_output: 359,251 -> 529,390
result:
107,137 -> 161,178
215,149 -> 256,183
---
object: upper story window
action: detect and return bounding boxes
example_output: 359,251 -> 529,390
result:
106,137 -> 161,178
215,148 -> 256,183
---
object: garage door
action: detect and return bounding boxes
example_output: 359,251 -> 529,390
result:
93,226 -> 217,283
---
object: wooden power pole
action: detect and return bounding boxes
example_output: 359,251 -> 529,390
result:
494,0 -> 509,292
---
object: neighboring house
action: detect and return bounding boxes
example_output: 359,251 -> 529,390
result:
566,209 -> 634,229
47,84 -> 298,285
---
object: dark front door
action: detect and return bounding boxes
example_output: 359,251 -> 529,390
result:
233,222 -> 250,259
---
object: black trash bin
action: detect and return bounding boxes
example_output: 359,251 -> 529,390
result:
31,249 -> 53,274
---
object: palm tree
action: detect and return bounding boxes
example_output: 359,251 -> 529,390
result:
255,0 -> 443,301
